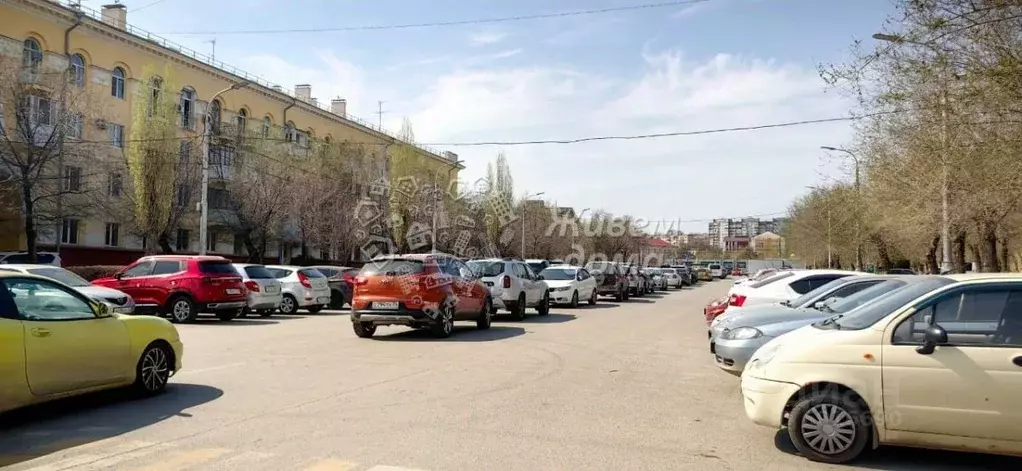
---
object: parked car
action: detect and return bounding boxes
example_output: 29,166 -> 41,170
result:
621,264 -> 647,296
709,263 -> 724,279
584,261 -> 629,301
232,263 -> 283,317
0,271 -> 183,413
93,255 -> 246,323
741,274 -> 1022,463
645,268 -> 667,291
661,268 -> 682,289
695,266 -> 713,281
350,254 -> 491,338
884,268 -> 916,275
264,265 -> 332,314
525,259 -> 551,275
306,265 -> 358,309
670,265 -> 693,286
0,264 -> 136,314
539,265 -> 598,307
704,296 -> 729,324
724,269 -> 860,314
733,268 -> 779,287
712,276 -> 902,373
0,251 -> 62,267
467,258 -> 550,320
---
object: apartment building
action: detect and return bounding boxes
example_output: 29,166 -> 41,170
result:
708,217 -> 789,248
0,0 -> 462,265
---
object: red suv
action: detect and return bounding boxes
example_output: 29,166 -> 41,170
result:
93,255 -> 247,323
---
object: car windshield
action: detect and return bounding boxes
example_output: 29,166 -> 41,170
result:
540,268 -> 576,280
299,268 -> 326,278
527,263 -> 547,273
748,271 -> 793,288
467,261 -> 504,277
243,265 -> 275,279
787,277 -> 853,308
361,259 -> 425,276
822,277 -> 956,330
25,267 -> 90,287
646,268 -> 662,275
585,262 -> 614,272
199,261 -> 239,275
709,264 -> 721,270
827,279 -> 908,313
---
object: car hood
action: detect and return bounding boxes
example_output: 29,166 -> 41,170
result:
727,308 -> 831,336
76,285 -> 131,300
544,280 -> 573,288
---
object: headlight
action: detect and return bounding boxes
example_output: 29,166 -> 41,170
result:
554,286 -> 571,292
721,326 -> 762,340
749,342 -> 782,368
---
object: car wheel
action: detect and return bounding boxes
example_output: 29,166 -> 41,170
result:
216,309 -> 240,321
477,298 -> 492,330
622,287 -> 630,301
613,288 -> 622,301
588,289 -> 597,305
133,342 -> 172,396
430,305 -> 455,338
279,294 -> 298,315
307,305 -> 323,314
258,309 -> 274,318
788,391 -> 872,464
238,308 -> 249,319
352,321 -> 376,338
167,295 -> 197,324
510,293 -> 526,321
536,293 -> 550,316
569,291 -> 579,308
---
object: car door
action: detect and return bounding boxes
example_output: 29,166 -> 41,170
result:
5,277 -> 131,396
579,269 -> 596,297
0,285 -> 29,412
520,263 -> 544,303
147,260 -> 184,307
452,259 -> 483,316
882,284 -> 1022,443
113,260 -> 156,307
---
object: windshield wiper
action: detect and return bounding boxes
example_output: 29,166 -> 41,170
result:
780,300 -> 791,307
816,313 -> 845,329
815,303 -> 835,313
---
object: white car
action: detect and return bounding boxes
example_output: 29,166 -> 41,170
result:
661,268 -> 683,288
538,265 -> 598,307
732,268 -> 780,287
708,263 -> 724,279
725,269 -> 861,314
264,265 -> 331,314
0,251 -> 62,266
0,264 -> 135,314
233,263 -> 284,317
467,258 -> 550,320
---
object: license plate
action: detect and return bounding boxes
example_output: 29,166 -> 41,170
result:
317,296 -> 331,303
372,301 -> 399,310
266,285 -> 279,293
226,288 -> 241,295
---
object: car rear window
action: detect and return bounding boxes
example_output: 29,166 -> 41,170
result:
748,271 -> 794,288
299,268 -> 326,278
243,266 -> 275,279
361,259 -> 425,276
468,261 -> 505,277
709,264 -> 721,269
199,261 -> 239,275
1,253 -> 56,264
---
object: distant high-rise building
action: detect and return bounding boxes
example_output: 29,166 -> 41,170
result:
707,217 -> 789,248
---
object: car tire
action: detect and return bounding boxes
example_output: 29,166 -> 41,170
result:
133,342 -> 172,396
352,321 -> 376,338
238,308 -> 249,319
166,295 -> 198,324
569,291 -> 579,308
588,289 -> 597,305
258,309 -> 274,318
216,309 -> 240,321
307,305 -> 323,314
509,293 -> 527,321
622,286 -> 630,301
279,294 -> 298,315
613,289 -> 622,301
536,293 -> 550,316
788,391 -> 873,464
430,305 -> 455,338
477,298 -> 492,330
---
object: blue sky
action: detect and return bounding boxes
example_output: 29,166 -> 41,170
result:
86,0 -> 896,233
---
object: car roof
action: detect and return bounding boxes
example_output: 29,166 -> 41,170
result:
0,264 -> 64,270
545,264 -> 578,269
140,255 -> 228,262
945,273 -> 1022,282
0,271 -> 53,281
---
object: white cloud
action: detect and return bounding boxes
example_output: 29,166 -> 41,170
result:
237,51 -> 376,120
470,31 -> 507,45
490,49 -> 523,60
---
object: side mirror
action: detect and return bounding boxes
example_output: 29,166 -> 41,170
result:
537,275 -> 544,280
114,272 -> 124,280
94,301 -> 113,318
916,324 -> 948,355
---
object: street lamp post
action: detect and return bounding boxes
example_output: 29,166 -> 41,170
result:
872,33 -> 953,273
199,81 -> 250,255
821,146 -> 863,270
521,191 -> 545,258
431,159 -> 464,253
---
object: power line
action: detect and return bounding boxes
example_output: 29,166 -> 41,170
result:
153,0 -> 712,36
131,0 -> 170,13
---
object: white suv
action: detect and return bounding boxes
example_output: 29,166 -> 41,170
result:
467,258 -> 550,320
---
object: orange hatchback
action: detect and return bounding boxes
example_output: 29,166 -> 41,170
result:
349,253 -> 492,338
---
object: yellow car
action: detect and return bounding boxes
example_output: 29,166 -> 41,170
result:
0,272 -> 183,414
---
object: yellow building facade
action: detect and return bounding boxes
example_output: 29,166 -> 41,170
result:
0,0 -> 461,264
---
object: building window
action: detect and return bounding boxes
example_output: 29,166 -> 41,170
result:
206,231 -> 218,252
62,165 -> 82,192
111,67 -> 125,99
175,229 -> 190,251
23,95 -> 52,127
284,122 -> 296,142
179,88 -> 195,128
208,187 -> 230,210
108,173 -> 123,197
67,113 -> 83,139
61,219 -> 79,245
208,99 -> 221,134
179,140 -> 191,164
108,123 -> 124,148
236,108 -> 247,137
174,184 -> 189,207
69,54 -> 86,88
22,38 -> 42,71
104,222 -> 120,246
262,116 -> 271,138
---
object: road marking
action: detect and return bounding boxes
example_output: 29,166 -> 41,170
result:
175,362 -> 246,375
128,447 -> 231,471
13,441 -> 158,471
365,466 -> 431,471
302,458 -> 360,471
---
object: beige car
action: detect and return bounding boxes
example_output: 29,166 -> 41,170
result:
740,274 -> 1022,464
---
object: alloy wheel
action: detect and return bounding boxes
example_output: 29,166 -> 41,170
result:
172,300 -> 191,322
141,347 -> 169,392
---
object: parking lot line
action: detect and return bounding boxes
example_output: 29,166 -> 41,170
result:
302,458 -> 360,471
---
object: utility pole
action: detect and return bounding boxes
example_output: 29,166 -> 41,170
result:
375,101 -> 386,129
199,81 -> 250,255
207,37 -> 216,61
827,206 -> 833,268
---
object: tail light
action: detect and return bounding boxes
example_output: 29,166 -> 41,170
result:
343,273 -> 355,284
729,294 -> 747,307
502,275 -> 512,289
298,271 -> 312,288
353,275 -> 369,286
244,280 -> 260,292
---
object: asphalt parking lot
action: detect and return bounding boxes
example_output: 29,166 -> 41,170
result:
2,282 -> 1020,471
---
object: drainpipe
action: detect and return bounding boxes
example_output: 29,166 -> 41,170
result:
277,98 -> 297,263
54,12 -> 84,260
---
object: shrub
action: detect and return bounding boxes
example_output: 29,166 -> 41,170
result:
67,265 -> 124,281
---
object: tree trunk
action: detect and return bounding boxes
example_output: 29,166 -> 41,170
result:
998,237 -> 1010,273
158,231 -> 174,254
244,234 -> 262,263
954,231 -> 967,273
968,244 -> 981,273
926,235 -> 940,274
868,232 -> 892,271
980,222 -> 999,273
22,180 -> 38,262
